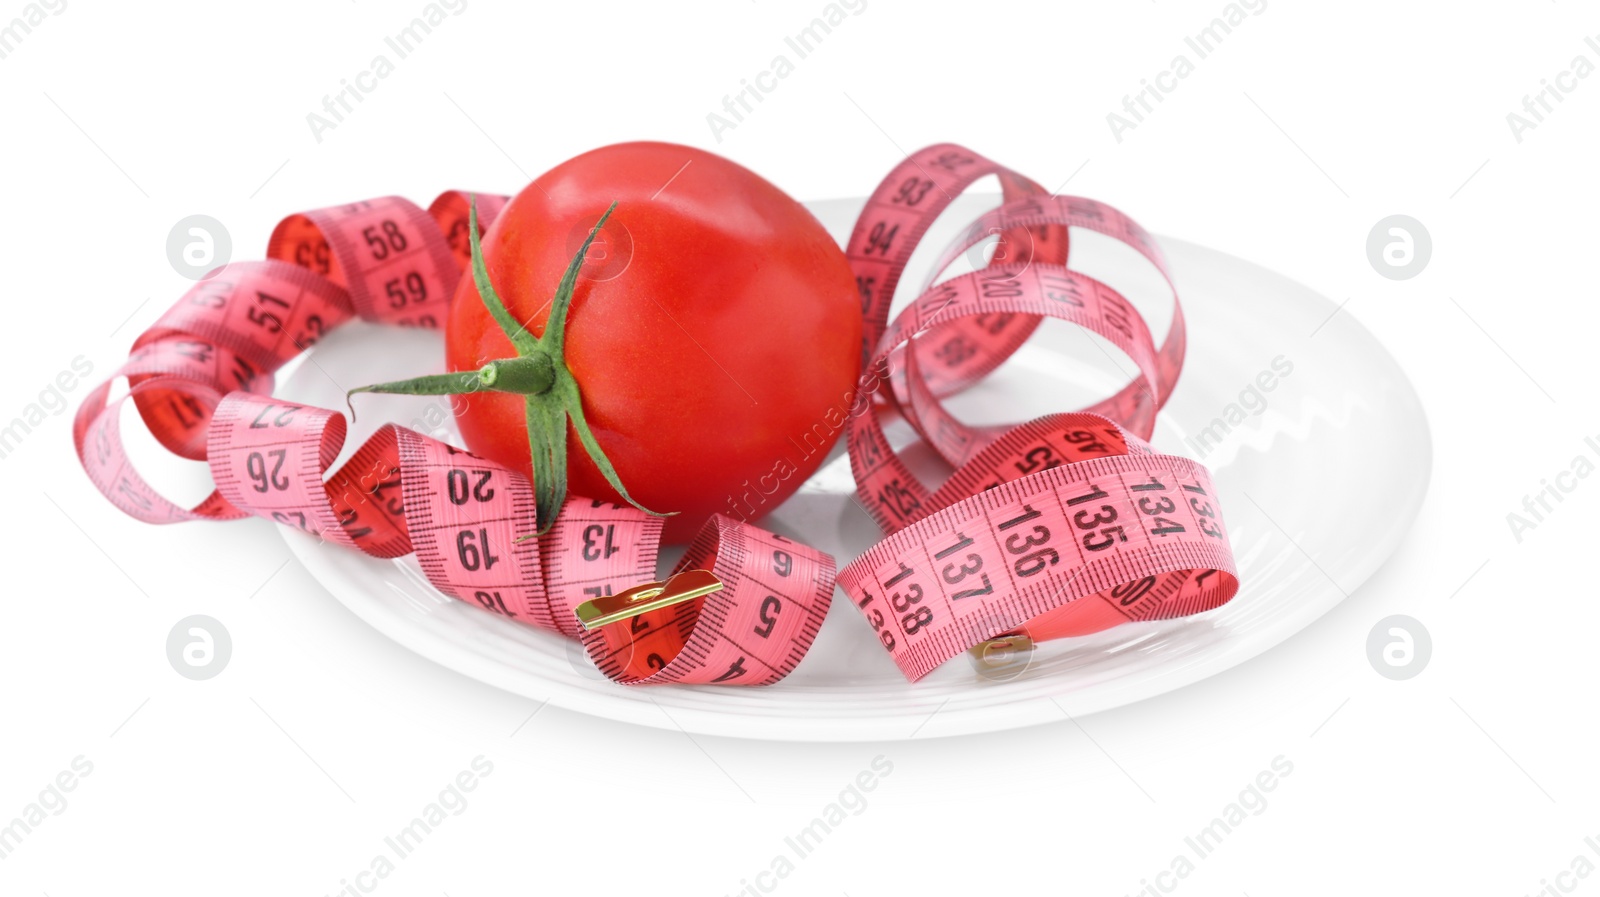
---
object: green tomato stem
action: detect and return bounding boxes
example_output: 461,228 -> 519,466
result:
347,369 -> 492,399
347,197 -> 672,535
479,354 -> 555,394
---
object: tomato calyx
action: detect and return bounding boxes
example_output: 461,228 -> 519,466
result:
348,198 -> 672,535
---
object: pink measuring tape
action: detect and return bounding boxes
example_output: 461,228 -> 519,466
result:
73,144 -> 1238,686
838,144 -> 1238,681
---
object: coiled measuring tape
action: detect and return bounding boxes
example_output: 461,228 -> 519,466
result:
838,144 -> 1238,681
72,144 -> 1238,686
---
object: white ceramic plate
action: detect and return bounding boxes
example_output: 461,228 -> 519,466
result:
275,195 -> 1430,741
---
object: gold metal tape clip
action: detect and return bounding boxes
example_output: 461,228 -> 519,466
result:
573,569 -> 724,631
968,632 -> 1035,665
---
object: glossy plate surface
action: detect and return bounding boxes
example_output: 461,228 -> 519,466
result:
275,195 -> 1430,741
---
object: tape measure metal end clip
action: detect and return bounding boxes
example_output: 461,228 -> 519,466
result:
969,632 -> 1035,665
574,569 -> 724,631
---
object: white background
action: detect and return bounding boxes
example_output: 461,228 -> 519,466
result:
2,1 -> 1596,894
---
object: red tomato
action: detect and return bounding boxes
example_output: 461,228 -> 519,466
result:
446,142 -> 861,541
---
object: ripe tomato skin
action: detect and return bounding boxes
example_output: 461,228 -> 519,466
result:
446,142 -> 861,542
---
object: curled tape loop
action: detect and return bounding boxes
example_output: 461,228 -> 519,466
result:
840,145 -> 1235,682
